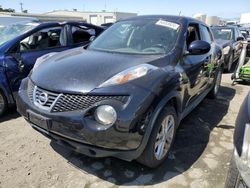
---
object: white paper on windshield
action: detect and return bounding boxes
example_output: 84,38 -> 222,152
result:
25,22 -> 39,26
156,20 -> 179,30
221,29 -> 232,32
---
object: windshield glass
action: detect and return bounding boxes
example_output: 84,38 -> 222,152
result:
212,28 -> 233,40
89,19 -> 180,55
0,22 -> 38,46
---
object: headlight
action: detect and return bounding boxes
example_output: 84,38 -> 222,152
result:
94,105 -> 117,129
98,64 -> 158,88
33,52 -> 58,70
223,46 -> 230,55
235,123 -> 250,186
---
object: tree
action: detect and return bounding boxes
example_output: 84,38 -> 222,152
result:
0,5 -> 15,13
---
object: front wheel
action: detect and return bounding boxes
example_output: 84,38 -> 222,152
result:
208,68 -> 222,99
0,90 -> 7,116
137,105 -> 177,168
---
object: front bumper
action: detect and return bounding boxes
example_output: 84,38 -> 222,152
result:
17,78 -> 156,161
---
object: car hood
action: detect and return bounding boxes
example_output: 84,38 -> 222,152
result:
215,39 -> 231,48
31,48 -> 164,94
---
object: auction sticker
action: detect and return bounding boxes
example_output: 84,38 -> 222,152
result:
156,20 -> 180,30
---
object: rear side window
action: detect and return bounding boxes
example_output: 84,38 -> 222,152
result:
200,25 -> 213,43
71,26 -> 95,45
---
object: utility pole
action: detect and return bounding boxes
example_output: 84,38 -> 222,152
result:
20,2 -> 23,12
104,0 -> 107,11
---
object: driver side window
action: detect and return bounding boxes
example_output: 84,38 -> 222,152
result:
20,27 -> 63,52
186,24 -> 200,48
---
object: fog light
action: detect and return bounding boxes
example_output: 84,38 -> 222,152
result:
94,105 -> 117,126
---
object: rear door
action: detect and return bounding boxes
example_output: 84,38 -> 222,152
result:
4,25 -> 70,95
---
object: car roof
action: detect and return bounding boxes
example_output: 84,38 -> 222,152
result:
211,25 -> 238,29
23,21 -> 103,33
119,15 -> 206,25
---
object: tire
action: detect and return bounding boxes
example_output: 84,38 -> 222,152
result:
137,105 -> 177,168
0,90 -> 7,116
225,154 -> 242,188
208,67 -> 222,99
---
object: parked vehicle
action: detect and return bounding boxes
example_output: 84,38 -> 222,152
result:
17,15 -> 223,168
211,26 -> 244,72
100,22 -> 113,29
0,21 -> 104,115
225,92 -> 250,188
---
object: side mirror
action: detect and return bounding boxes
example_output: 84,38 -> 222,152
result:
187,40 -> 211,55
237,36 -> 245,41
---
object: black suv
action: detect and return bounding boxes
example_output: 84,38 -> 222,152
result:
211,26 -> 244,72
17,15 -> 223,168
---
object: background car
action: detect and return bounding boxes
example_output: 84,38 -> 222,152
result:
211,26 -> 245,72
17,15 -> 223,168
225,92 -> 250,188
0,20 -> 104,116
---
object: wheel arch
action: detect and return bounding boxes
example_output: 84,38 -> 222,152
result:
134,90 -> 182,159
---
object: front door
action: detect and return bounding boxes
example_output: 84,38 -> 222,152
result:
4,25 -> 70,96
181,23 -> 212,108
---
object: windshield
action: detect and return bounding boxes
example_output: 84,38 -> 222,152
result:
212,28 -> 233,40
89,19 -> 180,55
0,22 -> 38,46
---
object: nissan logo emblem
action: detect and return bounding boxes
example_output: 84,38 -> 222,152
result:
38,92 -> 48,105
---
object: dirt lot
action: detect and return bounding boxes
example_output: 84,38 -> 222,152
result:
0,74 -> 249,188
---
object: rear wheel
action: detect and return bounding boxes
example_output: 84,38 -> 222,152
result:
137,105 -> 177,168
0,90 -> 7,116
208,68 -> 222,99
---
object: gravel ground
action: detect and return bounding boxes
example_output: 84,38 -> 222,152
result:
0,73 -> 249,188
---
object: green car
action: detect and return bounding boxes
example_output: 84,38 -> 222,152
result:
239,62 -> 250,81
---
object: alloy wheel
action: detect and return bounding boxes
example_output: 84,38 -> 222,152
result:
154,114 -> 175,160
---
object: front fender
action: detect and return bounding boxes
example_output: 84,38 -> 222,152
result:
132,90 -> 182,159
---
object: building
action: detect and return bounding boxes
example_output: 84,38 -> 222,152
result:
0,12 -> 85,22
43,10 -> 137,25
193,13 -> 206,23
240,13 -> 250,24
193,13 -> 226,26
0,10 -> 137,25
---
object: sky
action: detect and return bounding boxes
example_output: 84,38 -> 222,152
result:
1,0 -> 250,19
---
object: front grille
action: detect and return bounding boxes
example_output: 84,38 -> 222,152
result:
27,80 -> 128,112
33,86 -> 61,111
27,80 -> 35,102
51,94 -> 128,112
